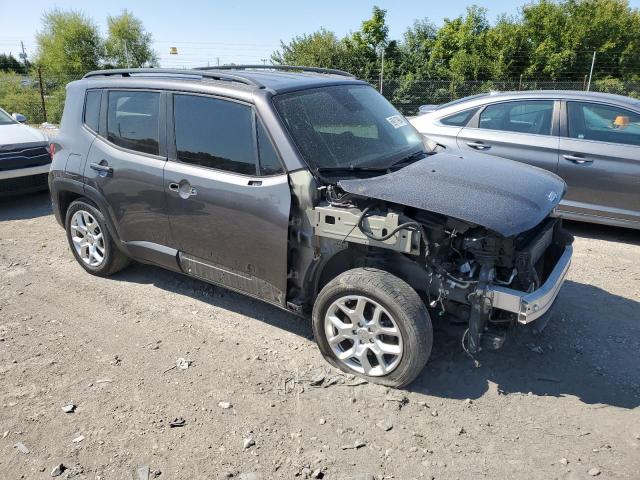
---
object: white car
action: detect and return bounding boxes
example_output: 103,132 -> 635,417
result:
0,107 -> 51,196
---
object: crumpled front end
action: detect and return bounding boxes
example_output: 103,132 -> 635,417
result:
308,169 -> 574,355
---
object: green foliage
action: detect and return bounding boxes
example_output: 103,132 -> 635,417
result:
105,10 -> 158,68
273,1 -> 640,84
0,54 -> 27,73
35,9 -> 104,79
0,72 -> 43,122
271,29 -> 345,68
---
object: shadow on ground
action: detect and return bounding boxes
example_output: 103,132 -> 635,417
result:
115,261 -> 640,410
564,219 -> 640,246
0,191 -> 52,221
113,263 -> 313,340
412,280 -> 640,409
8,194 -> 637,408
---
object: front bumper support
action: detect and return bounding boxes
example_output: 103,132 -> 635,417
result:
487,245 -> 573,324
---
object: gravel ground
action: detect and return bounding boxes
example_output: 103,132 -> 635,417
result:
1,192 -> 639,480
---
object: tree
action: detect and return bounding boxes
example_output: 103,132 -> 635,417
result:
427,6 -> 493,80
0,53 -> 26,73
272,6 -> 391,78
521,0 -> 640,79
271,29 -> 345,68
105,10 -> 158,68
35,9 -> 103,78
398,19 -> 438,78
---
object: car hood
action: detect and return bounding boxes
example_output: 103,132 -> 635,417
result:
0,123 -> 47,147
338,152 -> 566,237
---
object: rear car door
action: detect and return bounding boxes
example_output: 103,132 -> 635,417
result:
557,101 -> 640,225
84,89 -> 171,248
457,99 -> 560,173
164,93 -> 291,305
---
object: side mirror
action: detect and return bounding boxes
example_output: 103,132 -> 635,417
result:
423,135 -> 445,153
12,113 -> 27,123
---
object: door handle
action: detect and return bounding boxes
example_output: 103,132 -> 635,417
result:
563,154 -> 593,164
168,181 -> 197,198
90,162 -> 113,176
248,180 -> 262,186
467,141 -> 491,150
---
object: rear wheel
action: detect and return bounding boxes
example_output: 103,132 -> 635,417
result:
312,268 -> 433,388
65,199 -> 129,276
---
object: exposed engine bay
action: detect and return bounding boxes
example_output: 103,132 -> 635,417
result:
299,183 -> 574,354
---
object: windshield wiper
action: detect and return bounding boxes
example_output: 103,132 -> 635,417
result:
316,150 -> 428,176
316,165 -> 390,174
386,150 -> 428,169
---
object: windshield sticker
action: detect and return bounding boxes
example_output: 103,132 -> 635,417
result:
386,115 -> 408,129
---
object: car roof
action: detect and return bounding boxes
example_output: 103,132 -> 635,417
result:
79,67 -> 367,96
435,90 -> 640,113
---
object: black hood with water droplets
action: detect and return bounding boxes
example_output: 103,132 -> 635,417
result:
338,152 -> 565,237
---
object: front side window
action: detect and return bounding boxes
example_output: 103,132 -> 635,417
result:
256,118 -> 283,175
107,91 -> 160,155
174,94 -> 256,175
479,100 -> 554,135
273,84 -> 423,170
567,101 -> 640,146
84,90 -> 101,132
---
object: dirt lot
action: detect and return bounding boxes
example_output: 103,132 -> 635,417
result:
1,193 -> 639,480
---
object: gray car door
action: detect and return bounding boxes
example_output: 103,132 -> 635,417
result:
164,93 -> 291,305
456,99 -> 560,173
84,89 -> 172,247
557,100 -> 640,225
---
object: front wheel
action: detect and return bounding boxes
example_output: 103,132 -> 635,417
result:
312,268 -> 433,388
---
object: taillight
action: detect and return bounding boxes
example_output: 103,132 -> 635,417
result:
47,143 -> 55,161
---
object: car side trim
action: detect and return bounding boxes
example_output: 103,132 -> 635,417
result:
0,163 -> 51,180
124,241 -> 181,271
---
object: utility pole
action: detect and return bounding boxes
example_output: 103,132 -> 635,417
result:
216,57 -> 220,66
37,66 -> 47,123
19,41 -> 28,66
586,51 -> 596,91
379,46 -> 385,94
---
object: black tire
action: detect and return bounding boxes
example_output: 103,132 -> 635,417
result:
65,198 -> 130,276
312,268 -> 433,388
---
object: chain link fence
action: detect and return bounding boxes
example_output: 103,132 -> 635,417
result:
2,70 -> 640,124
371,78 -> 640,115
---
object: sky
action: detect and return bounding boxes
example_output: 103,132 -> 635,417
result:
1,0 -> 640,68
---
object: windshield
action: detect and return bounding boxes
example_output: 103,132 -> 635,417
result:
273,84 -> 424,170
0,109 -> 16,125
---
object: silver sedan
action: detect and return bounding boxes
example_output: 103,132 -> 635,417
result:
410,90 -> 640,230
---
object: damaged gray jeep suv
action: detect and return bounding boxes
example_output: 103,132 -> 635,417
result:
49,66 -> 573,387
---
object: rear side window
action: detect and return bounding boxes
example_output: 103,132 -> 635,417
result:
84,90 -> 101,132
107,91 -> 160,155
479,100 -> 554,135
256,118 -> 283,175
439,108 -> 478,127
174,94 -> 256,175
567,101 -> 640,146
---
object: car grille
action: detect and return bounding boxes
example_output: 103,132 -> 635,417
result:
0,173 -> 49,195
0,145 -> 50,172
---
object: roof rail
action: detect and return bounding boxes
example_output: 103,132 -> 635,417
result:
195,64 -> 355,78
82,68 -> 264,88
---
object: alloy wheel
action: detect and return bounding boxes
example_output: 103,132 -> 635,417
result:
324,295 -> 403,376
70,210 -> 105,267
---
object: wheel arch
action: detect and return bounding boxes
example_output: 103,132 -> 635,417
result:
52,178 -> 127,254
312,247 -> 429,301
